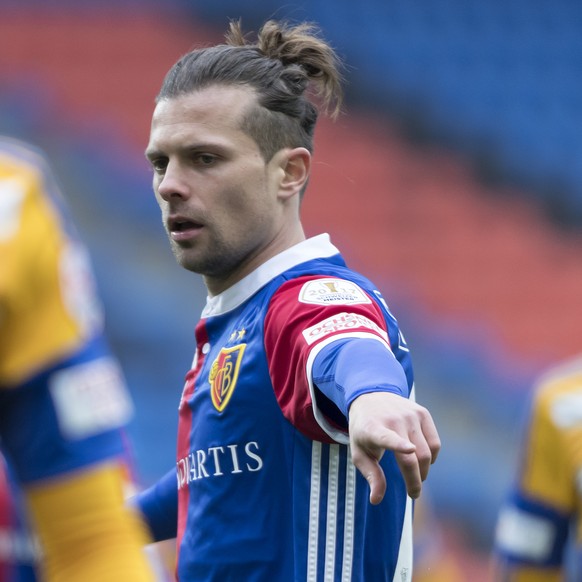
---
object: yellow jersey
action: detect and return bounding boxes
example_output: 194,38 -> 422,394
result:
494,356 -> 582,581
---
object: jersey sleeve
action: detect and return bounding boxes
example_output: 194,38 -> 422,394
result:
26,462 -> 155,582
494,369 -> 582,578
132,469 -> 179,542
312,337 -> 408,416
264,275 -> 406,443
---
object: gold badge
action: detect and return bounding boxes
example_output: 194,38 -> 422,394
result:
209,344 -> 246,412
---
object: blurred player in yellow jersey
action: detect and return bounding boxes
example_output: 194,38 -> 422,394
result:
493,356 -> 582,581
0,136 -> 155,582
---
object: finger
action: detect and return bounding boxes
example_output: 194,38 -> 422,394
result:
395,450 -> 422,499
352,429 -> 417,501
408,433 -> 434,482
352,450 -> 387,505
407,409 -> 441,479
368,430 -> 416,456
418,411 -> 442,463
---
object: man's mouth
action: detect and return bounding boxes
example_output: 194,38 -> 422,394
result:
168,216 -> 203,241
171,219 -> 199,232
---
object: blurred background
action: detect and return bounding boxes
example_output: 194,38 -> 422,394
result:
1,0 -> 581,578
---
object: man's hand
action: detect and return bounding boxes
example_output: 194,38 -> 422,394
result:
348,392 -> 440,504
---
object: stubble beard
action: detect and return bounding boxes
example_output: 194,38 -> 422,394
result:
171,237 -> 245,281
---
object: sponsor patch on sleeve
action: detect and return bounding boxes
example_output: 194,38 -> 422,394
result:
495,506 -> 555,560
49,357 -> 134,440
302,312 -> 389,346
299,278 -> 371,306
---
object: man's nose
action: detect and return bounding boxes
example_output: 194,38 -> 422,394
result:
157,161 -> 189,201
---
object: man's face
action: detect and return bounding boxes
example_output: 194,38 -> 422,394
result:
146,85 -> 297,295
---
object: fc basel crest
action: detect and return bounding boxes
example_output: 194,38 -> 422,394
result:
209,344 -> 246,412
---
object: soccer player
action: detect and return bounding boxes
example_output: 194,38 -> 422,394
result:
136,19 -> 441,581
0,136 -> 155,581
493,356 -> 582,581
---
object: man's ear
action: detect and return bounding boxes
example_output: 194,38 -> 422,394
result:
277,147 -> 311,200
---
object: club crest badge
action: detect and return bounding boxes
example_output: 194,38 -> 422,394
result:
209,344 -> 246,412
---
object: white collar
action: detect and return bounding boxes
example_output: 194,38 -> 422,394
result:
201,233 -> 340,318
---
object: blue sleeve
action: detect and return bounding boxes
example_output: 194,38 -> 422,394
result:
312,338 -> 408,418
494,491 -> 571,569
131,469 -> 178,542
0,337 -> 131,484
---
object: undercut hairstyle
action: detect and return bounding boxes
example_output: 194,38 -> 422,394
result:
157,20 -> 344,161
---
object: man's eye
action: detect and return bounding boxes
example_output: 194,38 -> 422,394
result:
195,154 -> 217,165
150,159 -> 168,173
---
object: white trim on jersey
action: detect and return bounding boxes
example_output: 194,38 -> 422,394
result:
307,443 -> 358,582
392,494 -> 414,582
324,444 -> 340,580
202,234 -> 339,318
391,390 -> 416,581
307,441 -> 323,580
303,357 -> 416,581
341,459 -> 357,582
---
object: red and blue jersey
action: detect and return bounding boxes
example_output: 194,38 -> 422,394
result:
173,234 -> 415,581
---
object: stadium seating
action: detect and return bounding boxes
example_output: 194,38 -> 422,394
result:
2,0 -> 582,564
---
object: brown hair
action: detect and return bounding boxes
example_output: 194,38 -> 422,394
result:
157,19 -> 344,161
